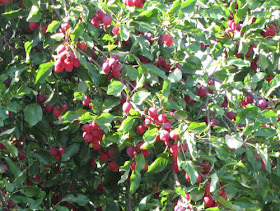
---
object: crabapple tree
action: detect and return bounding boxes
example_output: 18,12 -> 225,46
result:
0,0 -> 279,210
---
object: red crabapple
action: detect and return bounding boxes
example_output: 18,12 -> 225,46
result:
108,161 -> 119,172
102,16 -> 112,26
112,26 -> 120,35
204,195 -> 214,207
122,102 -> 132,113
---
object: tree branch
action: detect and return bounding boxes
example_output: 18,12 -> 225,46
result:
172,169 -> 182,187
49,0 -> 62,20
77,49 -> 101,69
4,37 -> 15,59
205,95 -> 212,154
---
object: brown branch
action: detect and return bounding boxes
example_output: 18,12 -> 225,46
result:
92,45 -> 107,58
207,96 -> 236,129
4,37 -> 15,59
172,169 -> 182,187
205,95 -> 212,154
121,91 -> 162,126
242,89 -> 260,105
77,49 -> 101,69
49,0 -> 62,20
183,73 -> 223,83
183,73 -> 262,105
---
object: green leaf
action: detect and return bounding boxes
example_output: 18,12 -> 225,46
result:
168,68 -> 182,83
265,75 -> 280,98
252,72 -> 266,83
169,1 -> 182,15
132,90 -> 150,105
118,168 -> 130,184
237,39 -> 248,55
234,197 -> 260,209
7,101 -> 18,113
17,84 -> 32,96
126,65 -> 139,81
55,206 -> 69,211
61,143 -> 80,162
61,194 -> 90,206
70,23 -> 84,41
257,54 -> 269,70
35,62 -> 54,84
181,161 -> 198,185
4,157 -> 21,178
210,173 -> 219,192
78,81 -> 88,93
107,81 -> 125,97
25,41 -> 32,63
21,186 -> 41,197
136,194 -> 152,211
175,186 -> 186,197
50,33 -> 65,41
135,153 -> 145,173
95,113 -> 114,133
225,134 -> 243,149
254,127 -> 276,137
218,196 -> 234,211
0,128 -> 15,137
162,80 -> 171,99
24,104 -> 43,127
79,144 -> 91,165
2,139 -> 18,157
120,25 -> 130,41
2,9 -> 23,20
27,5 -> 41,22
143,64 -> 167,79
61,109 -> 89,123
0,107 -> 9,127
118,116 -> 135,133
188,122 -> 207,132
81,58 -> 100,86
47,20 -> 60,33
147,153 -> 168,174
134,75 -> 145,90
142,128 -> 158,149
33,150 -> 54,165
130,170 -> 141,194
183,131 -> 197,161
82,32 -> 94,49
102,98 -> 120,113
181,0 -> 197,13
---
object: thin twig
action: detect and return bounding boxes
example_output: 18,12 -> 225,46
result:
78,49 -> 101,68
92,45 -> 107,58
183,73 -> 223,83
207,96 -> 236,127
205,96 -> 212,154
242,88 -> 260,105
4,37 -> 15,59
121,91 -> 162,125
172,169 -> 182,187
184,73 -> 261,105
49,0 -> 62,20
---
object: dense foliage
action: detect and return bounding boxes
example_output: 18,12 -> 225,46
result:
0,0 -> 279,210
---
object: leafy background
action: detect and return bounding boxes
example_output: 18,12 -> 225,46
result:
0,0 -> 279,210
